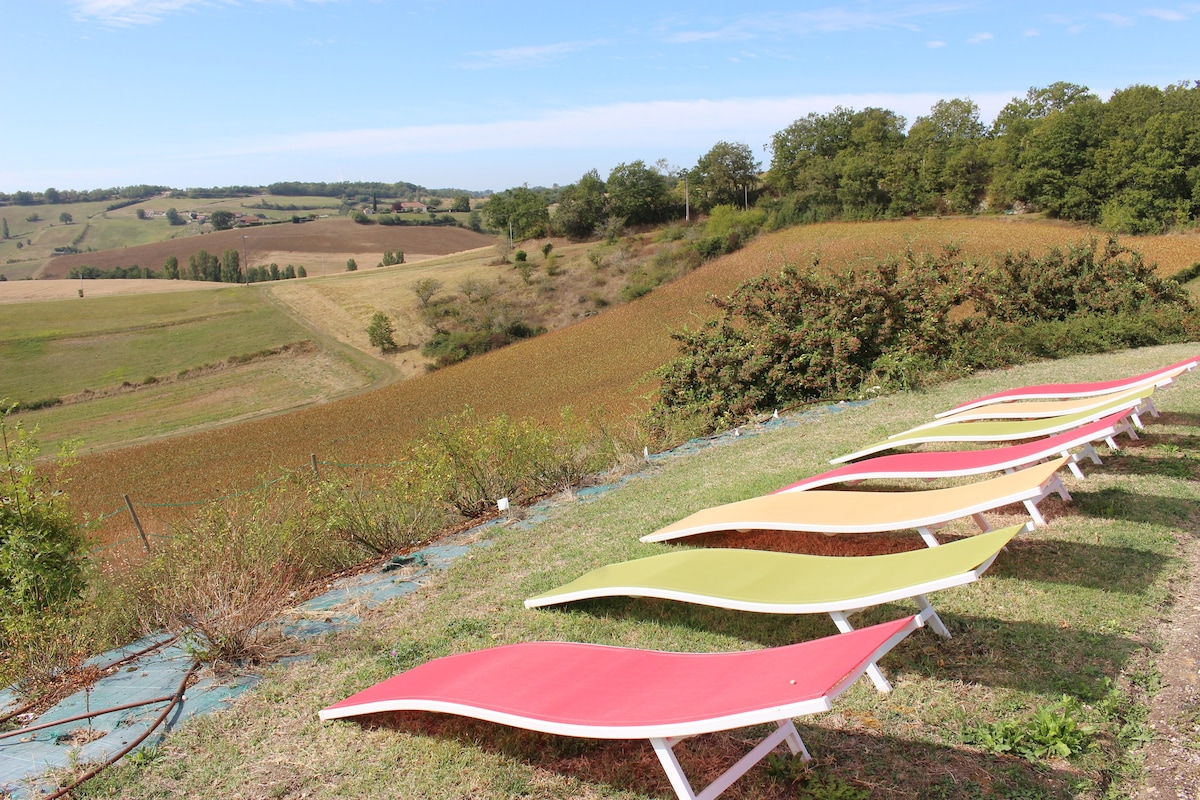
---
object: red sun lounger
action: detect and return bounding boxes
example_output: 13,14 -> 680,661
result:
937,355 -> 1197,418
775,408 -> 1137,493
320,615 -> 921,800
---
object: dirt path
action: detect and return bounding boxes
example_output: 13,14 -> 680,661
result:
1137,520 -> 1200,798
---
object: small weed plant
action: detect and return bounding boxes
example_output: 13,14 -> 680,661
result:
965,696 -> 1098,763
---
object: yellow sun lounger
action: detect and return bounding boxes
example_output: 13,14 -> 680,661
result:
528,522 -> 1030,691
641,457 -> 1068,547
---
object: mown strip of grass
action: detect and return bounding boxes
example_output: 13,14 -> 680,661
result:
75,343 -> 1199,799
0,287 -> 315,404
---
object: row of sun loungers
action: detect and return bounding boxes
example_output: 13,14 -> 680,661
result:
322,354 -> 1196,800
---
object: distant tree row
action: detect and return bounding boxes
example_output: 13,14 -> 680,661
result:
71,250 -> 306,282
487,144 -> 761,241
2,185 -> 169,206
479,80 -> 1200,241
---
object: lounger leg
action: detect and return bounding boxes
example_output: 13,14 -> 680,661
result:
1077,443 -> 1103,465
915,595 -> 951,639
828,612 -> 892,692
916,527 -> 941,547
652,720 -> 810,800
1022,499 -> 1046,527
1048,474 -> 1072,502
1060,450 -> 1086,479
970,513 -> 992,533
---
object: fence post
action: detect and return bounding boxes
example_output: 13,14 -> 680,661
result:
124,494 -> 151,553
311,454 -> 320,480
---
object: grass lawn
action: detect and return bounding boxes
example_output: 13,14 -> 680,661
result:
74,343 -> 1200,799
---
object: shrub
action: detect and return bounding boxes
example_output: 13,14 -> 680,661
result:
137,480 -> 349,665
652,237 -> 1197,428
367,311 -> 398,353
307,466 -> 449,557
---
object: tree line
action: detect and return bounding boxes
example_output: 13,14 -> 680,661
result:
481,80 -> 1200,240
69,249 -> 306,283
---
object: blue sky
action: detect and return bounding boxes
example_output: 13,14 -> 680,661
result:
3,1 -> 1198,193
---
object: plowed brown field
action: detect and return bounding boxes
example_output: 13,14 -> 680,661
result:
38,217 -> 493,279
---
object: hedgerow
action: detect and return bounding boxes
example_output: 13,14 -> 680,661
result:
652,237 -> 1198,428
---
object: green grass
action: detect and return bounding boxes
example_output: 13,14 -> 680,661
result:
0,287 -> 315,403
74,344 -> 1200,799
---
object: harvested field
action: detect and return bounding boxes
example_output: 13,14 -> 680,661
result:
37,217 -> 494,279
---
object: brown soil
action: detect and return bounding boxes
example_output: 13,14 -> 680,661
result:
1136,521 -> 1200,798
37,217 -> 494,279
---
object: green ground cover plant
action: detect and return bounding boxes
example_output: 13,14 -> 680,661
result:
58,343 -> 1200,799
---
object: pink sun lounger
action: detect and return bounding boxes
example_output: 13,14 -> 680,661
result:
320,615 -> 921,800
775,408 -> 1137,493
937,355 -> 1197,418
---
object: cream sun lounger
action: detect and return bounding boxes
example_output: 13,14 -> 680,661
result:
777,408 -> 1137,491
642,457 -> 1068,547
831,390 -> 1150,465
899,384 -> 1156,436
528,522 -> 1029,692
937,355 -> 1197,417
320,615 -> 922,800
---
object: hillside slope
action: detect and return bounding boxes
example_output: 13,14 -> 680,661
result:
63,217 -> 1200,540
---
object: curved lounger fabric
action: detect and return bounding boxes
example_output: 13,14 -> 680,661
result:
778,409 -> 1135,492
642,457 -> 1068,547
320,615 -> 921,800
831,390 -> 1150,464
900,384 -> 1155,435
937,355 -> 1197,417
527,522 -> 1029,690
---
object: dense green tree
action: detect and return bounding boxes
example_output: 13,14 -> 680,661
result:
1,218 -> 7,239
451,194 -> 471,212
57,212 -> 72,224
482,185 -> 549,240
691,141 -> 760,212
367,311 -> 398,353
163,255 -> 180,280
606,161 -> 672,226
552,169 -> 607,239
165,207 -> 184,226
209,210 -> 236,230
346,258 -> 358,272
220,249 -> 241,283
894,98 -> 988,214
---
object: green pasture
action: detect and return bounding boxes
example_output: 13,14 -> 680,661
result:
80,343 -> 1200,799
16,347 -> 371,455
0,286 -> 314,405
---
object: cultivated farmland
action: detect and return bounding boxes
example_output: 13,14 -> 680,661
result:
39,216 -> 1200,554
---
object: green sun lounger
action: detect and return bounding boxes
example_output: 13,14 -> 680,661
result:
527,522 -> 1029,691
831,386 -> 1152,464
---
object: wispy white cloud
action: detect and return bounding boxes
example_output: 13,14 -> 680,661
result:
1141,7 -> 1188,21
967,32 -> 993,44
927,39 -> 946,47
69,0 -> 343,27
211,92 -> 1018,161
1023,28 -> 1039,36
1097,12 -> 1136,26
456,40 -> 606,70
664,4 -> 970,43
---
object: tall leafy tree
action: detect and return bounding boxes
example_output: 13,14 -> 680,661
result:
482,186 -> 549,240
552,169 -> 607,239
606,160 -> 672,226
691,141 -> 760,212
220,249 -> 241,283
